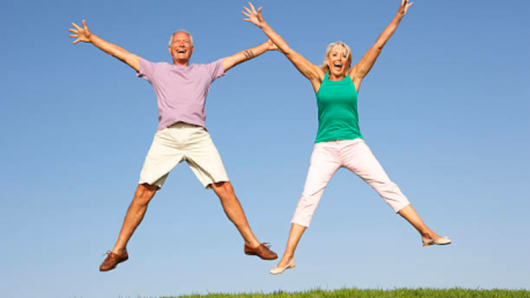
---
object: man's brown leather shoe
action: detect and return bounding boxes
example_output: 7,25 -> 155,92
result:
99,249 -> 129,272
244,243 -> 278,260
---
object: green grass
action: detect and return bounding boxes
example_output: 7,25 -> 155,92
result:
160,288 -> 530,298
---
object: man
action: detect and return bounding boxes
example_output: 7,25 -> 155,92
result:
68,20 -> 278,272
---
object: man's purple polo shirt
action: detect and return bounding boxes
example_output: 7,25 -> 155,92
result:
137,57 -> 225,131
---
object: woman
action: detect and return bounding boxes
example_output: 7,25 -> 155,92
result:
243,0 -> 451,275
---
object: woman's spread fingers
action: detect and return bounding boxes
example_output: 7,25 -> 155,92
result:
71,22 -> 81,30
249,2 -> 257,13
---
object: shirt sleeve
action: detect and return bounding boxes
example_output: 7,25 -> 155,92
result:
205,58 -> 226,82
137,57 -> 157,83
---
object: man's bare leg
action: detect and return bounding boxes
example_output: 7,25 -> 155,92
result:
111,183 -> 159,254
100,183 -> 158,271
211,181 -> 261,247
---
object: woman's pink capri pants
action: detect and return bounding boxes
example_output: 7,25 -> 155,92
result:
291,138 -> 411,227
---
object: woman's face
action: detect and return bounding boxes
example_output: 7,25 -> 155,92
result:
326,46 -> 350,79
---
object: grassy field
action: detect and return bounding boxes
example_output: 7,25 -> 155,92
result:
161,288 -> 530,298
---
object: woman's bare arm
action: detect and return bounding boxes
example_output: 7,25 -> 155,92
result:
243,2 -> 324,93
349,0 -> 413,90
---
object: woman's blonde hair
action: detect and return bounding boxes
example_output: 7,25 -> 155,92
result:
320,41 -> 352,74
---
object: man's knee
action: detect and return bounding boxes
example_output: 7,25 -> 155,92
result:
133,183 -> 158,204
211,181 -> 233,196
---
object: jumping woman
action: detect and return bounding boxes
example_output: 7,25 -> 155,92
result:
243,0 -> 451,275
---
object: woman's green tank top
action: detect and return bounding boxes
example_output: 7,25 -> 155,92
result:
315,73 -> 363,143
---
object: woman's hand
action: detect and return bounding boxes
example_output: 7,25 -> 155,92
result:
397,0 -> 413,17
243,2 -> 266,28
68,20 -> 92,44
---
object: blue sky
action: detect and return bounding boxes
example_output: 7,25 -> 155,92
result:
1,0 -> 529,297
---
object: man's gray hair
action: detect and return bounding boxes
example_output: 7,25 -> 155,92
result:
169,30 -> 194,46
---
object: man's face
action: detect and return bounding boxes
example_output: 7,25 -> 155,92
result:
169,32 -> 193,64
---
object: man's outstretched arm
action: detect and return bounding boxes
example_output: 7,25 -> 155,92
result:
223,39 -> 277,72
69,20 -> 140,72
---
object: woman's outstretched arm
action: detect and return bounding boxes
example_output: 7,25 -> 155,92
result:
349,0 -> 413,89
243,2 -> 324,93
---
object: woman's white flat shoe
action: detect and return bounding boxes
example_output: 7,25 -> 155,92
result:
422,236 -> 451,247
269,261 -> 296,275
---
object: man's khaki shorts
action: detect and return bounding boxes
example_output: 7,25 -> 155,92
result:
139,122 -> 229,189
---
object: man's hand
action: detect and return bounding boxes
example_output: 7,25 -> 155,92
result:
266,39 -> 281,52
69,20 -> 92,44
67,19 -> 140,71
